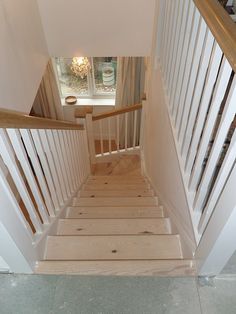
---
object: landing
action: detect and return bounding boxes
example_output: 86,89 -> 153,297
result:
91,155 -> 142,176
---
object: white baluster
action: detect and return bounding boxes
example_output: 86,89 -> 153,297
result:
189,58 -> 232,190
38,130 -> 64,207
46,130 -> 69,201
31,129 -> 59,211
0,129 -> 43,233
125,112 -> 128,151
194,76 -> 236,212
108,118 -> 111,154
177,16 -> 207,139
133,110 -> 137,148
185,43 -> 223,173
198,130 -> 236,234
20,129 -> 55,217
99,120 -> 104,155
116,115 -> 120,152
7,129 -> 50,223
181,30 -> 215,159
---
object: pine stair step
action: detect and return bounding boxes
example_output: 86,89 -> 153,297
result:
66,206 -> 164,219
35,260 -> 195,276
83,183 -> 151,191
45,235 -> 182,260
57,218 -> 171,235
78,190 -> 154,198
72,197 -> 158,207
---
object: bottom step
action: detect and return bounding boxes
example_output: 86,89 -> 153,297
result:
35,260 -> 195,276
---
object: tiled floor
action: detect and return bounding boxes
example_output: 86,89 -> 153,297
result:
0,274 -> 236,314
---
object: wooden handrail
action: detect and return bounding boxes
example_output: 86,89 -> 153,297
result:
194,0 -> 236,73
92,104 -> 142,121
0,109 -> 84,130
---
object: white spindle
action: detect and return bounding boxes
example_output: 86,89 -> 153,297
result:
171,1 -> 195,115
194,76 -> 236,212
108,118 -> 112,154
68,130 -> 79,187
181,31 -> 215,159
59,130 -> 74,193
20,129 -> 55,217
52,130 -> 72,196
189,58 -> 232,190
167,0 -> 184,89
0,129 -> 43,233
116,115 -> 120,152
169,0 -> 190,103
0,164 -> 33,240
38,130 -> 64,207
198,130 -> 236,234
99,120 -> 104,155
46,130 -> 69,201
161,0 -> 171,70
184,43 -> 223,173
31,129 -> 59,211
7,129 -> 50,223
62,130 -> 76,191
163,0 -> 177,83
125,112 -> 128,151
133,110 -> 137,148
73,130 -> 83,185
177,17 -> 207,140
165,0 -> 180,87
175,8 -> 201,126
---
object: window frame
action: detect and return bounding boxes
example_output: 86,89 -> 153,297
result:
53,57 -> 117,100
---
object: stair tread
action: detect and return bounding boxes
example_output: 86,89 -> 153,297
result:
35,260 -> 196,276
73,196 -> 158,207
66,206 -> 164,219
45,235 -> 182,260
78,190 -> 154,197
58,218 -> 170,235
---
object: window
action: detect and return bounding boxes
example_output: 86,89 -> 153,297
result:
54,57 -> 117,99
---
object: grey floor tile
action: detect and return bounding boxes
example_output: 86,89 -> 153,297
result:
0,274 -> 58,314
53,276 -> 202,314
198,276 -> 236,314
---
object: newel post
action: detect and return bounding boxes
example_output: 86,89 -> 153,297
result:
75,106 -> 96,164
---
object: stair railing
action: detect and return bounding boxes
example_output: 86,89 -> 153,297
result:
0,109 -> 90,273
157,0 -> 236,274
76,103 -> 143,163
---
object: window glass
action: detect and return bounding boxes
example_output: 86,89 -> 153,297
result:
54,57 -> 117,99
93,57 -> 117,95
55,58 -> 89,97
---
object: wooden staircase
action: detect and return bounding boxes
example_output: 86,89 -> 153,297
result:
36,175 -> 195,276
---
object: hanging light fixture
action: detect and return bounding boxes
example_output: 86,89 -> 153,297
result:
71,57 -> 91,79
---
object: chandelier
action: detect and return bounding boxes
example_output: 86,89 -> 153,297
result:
71,57 -> 91,79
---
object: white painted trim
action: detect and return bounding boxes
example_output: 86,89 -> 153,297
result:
143,171 -> 196,258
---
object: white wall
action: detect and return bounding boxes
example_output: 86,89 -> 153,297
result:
37,0 -> 156,57
0,0 -> 49,113
142,64 -> 196,257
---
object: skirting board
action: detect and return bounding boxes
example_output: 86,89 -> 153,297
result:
141,156 -> 196,258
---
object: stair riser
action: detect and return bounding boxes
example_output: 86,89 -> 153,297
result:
73,197 -> 158,207
66,207 -> 164,219
78,190 -> 154,197
36,260 -> 196,276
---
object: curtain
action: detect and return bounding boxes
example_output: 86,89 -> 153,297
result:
32,60 -> 64,120
115,57 -> 145,147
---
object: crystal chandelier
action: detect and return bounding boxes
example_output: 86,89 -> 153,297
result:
71,57 -> 91,79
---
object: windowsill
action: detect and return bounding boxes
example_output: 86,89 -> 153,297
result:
61,98 -> 115,107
